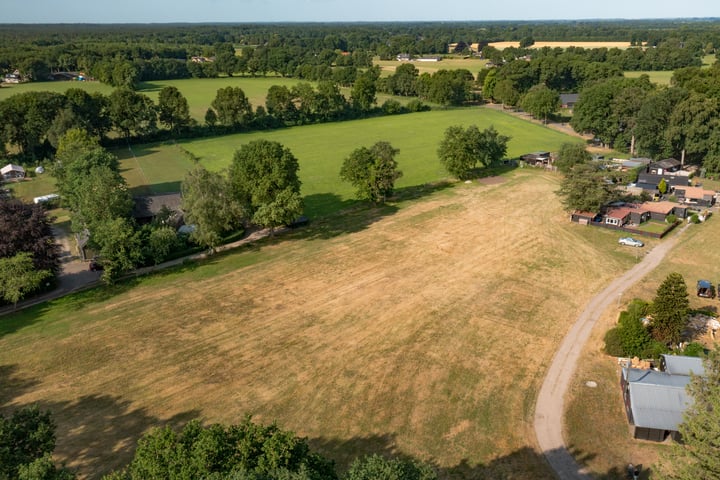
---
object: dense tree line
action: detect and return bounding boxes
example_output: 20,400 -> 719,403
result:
1,20 -> 716,87
569,63 -> 720,174
0,76 -> 433,163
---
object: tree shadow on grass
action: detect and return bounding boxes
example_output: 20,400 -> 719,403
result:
0,366 -> 200,478
299,182 -> 456,241
310,433 -> 650,480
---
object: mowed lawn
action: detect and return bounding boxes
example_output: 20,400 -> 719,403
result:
0,170 -> 637,479
116,108 -> 581,217
566,217 -> 720,478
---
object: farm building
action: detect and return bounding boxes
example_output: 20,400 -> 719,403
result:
1,163 -> 26,181
603,206 -> 633,226
636,201 -> 687,221
570,211 -> 599,224
673,186 -> 716,207
621,355 -> 705,441
648,158 -> 682,175
520,151 -> 552,167
635,172 -> 689,192
132,192 -> 183,225
559,93 -> 579,110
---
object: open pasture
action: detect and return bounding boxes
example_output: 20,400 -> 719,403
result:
0,169 -> 637,479
624,70 -> 673,85
114,108 -> 581,217
375,57 -> 488,76
136,77 -> 301,120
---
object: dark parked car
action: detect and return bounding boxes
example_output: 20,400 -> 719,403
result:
89,257 -> 104,271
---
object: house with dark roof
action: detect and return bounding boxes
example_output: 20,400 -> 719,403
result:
649,158 -> 682,175
635,172 -> 689,192
520,151 -> 552,167
559,93 -> 579,110
621,355 -> 705,441
132,193 -> 183,225
673,186 -> 716,207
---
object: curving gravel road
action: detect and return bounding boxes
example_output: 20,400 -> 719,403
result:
534,225 -> 689,479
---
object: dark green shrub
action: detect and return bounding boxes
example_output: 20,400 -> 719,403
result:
604,327 -> 625,356
405,99 -> 429,112
666,213 -> 676,224
683,342 -> 706,357
691,213 -> 700,224
642,340 -> 670,359
381,99 -> 404,115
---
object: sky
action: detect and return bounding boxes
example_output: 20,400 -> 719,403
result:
3,0 -> 719,23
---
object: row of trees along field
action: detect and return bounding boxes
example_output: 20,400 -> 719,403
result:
1,408 -> 438,480
1,20 -> 718,84
570,63 -> 720,174
3,348 -> 719,480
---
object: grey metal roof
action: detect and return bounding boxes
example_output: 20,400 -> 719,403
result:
628,381 -> 692,430
623,368 -> 690,387
661,354 -> 706,376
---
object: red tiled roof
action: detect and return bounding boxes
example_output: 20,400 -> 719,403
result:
639,201 -> 677,215
675,186 -> 714,199
605,207 -> 633,219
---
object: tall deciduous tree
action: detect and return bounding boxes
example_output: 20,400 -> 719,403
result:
351,68 -> 379,113
157,86 -> 191,134
520,84 -> 560,123
229,140 -> 302,217
340,141 -> 403,203
108,416 -> 337,480
0,252 -> 52,308
181,166 -> 244,251
0,405 -> 72,479
0,198 -> 60,275
555,143 -> 591,174
660,349 -> 720,480
437,125 -> 509,180
651,272 -> 689,346
90,217 -> 143,283
210,86 -> 253,128
265,85 -> 298,124
108,88 -> 157,140
344,454 -> 436,480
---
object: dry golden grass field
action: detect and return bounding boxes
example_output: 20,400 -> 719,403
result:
566,214 -> 720,478
0,170 -> 640,479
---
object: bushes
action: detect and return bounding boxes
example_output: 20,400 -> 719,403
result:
604,299 -> 659,358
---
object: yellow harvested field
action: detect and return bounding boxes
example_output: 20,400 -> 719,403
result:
489,41 -> 632,50
0,171 -> 636,478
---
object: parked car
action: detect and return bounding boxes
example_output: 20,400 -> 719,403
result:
618,237 -> 644,247
89,257 -> 104,271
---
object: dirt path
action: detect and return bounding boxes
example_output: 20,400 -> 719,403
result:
0,226 -> 283,317
533,224 -> 689,479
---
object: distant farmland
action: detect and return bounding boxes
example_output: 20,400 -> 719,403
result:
489,41 -> 632,50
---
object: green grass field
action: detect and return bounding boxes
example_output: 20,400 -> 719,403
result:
0,77 -> 307,121
112,108 -> 581,217
623,70 -> 674,85
374,57 -> 488,76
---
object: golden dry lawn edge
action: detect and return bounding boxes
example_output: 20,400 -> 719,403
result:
1,171 -> 635,479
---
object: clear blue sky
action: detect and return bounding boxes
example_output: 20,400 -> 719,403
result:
3,0 -> 718,23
